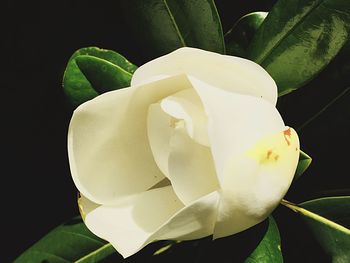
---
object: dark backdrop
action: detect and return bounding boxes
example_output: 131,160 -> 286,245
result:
6,0 -> 349,262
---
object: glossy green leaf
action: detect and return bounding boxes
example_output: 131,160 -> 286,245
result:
283,197 -> 350,263
244,217 -> 283,263
63,47 -> 137,107
121,0 -> 225,57
248,0 -> 350,96
75,56 -> 132,94
294,150 -> 312,180
225,12 -> 268,57
15,217 -> 118,263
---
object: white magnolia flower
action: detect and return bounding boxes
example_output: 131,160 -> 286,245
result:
68,47 -> 300,258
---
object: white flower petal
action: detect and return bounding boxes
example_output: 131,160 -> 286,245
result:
79,187 -> 220,258
161,88 -> 210,146
154,191 -> 219,242
147,103 -> 173,177
168,125 -> 220,205
189,77 -> 285,185
132,47 -> 277,105
214,128 -> 300,238
68,75 -> 189,205
148,88 -> 218,204
79,187 -> 183,258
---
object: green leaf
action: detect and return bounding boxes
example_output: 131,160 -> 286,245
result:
121,0 -> 225,57
294,150 -> 312,180
225,12 -> 268,57
282,197 -> 350,263
244,217 -> 283,263
74,56 -> 133,94
63,47 -> 137,107
248,0 -> 350,96
15,217 -> 118,263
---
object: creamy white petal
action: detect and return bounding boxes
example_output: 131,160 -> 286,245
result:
132,47 -> 277,105
147,103 -> 173,177
79,187 -> 183,257
68,75 -> 189,205
154,191 -> 219,242
214,128 -> 299,238
168,125 -> 219,205
189,77 -> 285,185
161,88 -> 210,146
79,187 -> 220,258
150,88 -> 218,204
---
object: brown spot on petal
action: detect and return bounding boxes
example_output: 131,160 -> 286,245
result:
283,128 -> 292,146
267,150 -> 273,159
274,155 -> 280,161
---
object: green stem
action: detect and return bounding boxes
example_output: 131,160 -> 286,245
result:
75,243 -> 113,263
280,199 -> 350,234
297,86 -> 350,131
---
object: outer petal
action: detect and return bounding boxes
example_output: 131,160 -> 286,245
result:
189,77 -> 285,185
79,187 -> 220,258
132,47 -> 277,105
214,128 -> 300,238
68,75 -> 189,205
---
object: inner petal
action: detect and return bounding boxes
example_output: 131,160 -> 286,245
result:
147,87 -> 219,205
147,103 -> 173,177
160,88 -> 210,146
168,125 -> 220,205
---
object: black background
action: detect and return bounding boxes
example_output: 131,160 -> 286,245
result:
6,0 -> 349,262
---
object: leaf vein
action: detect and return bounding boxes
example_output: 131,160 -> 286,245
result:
162,0 -> 186,47
60,230 -> 105,244
259,0 -> 325,65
